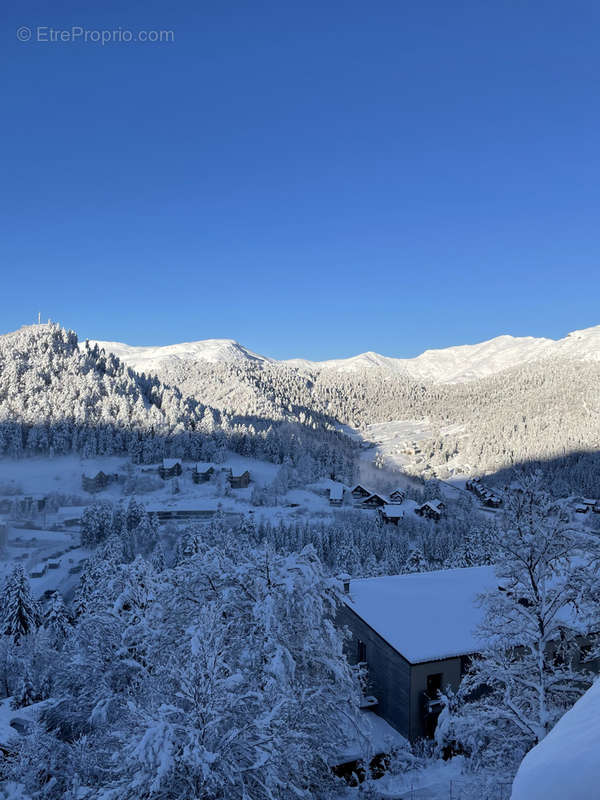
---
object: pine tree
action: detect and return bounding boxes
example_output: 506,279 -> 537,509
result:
1,565 -> 41,643
11,670 -> 37,709
44,591 -> 71,647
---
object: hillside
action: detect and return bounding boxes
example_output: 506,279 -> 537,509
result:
88,325 -> 600,494
0,325 -> 356,480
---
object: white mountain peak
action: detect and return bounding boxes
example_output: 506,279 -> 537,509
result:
90,324 -> 600,383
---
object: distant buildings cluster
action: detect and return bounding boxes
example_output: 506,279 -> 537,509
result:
328,483 -> 446,522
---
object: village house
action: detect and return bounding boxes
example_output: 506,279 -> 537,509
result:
339,567 -> 599,744
361,493 -> 387,509
414,499 -> 445,521
337,567 -> 497,741
482,493 -> 502,508
228,470 -> 251,489
192,462 -> 215,483
351,484 -> 372,501
81,470 -> 118,493
158,458 -> 183,480
378,504 -> 404,525
388,489 -> 405,504
329,485 -> 344,506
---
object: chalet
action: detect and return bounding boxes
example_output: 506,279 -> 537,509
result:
378,505 -> 404,525
482,494 -> 502,509
192,462 -> 215,484
415,499 -> 445,521
582,499 -> 599,511
388,489 -> 405,504
159,459 -> 182,480
338,567 -> 496,741
329,485 -> 344,506
30,563 -> 48,579
228,470 -> 251,489
575,504 -> 589,514
82,471 -> 118,493
361,493 -> 387,509
351,484 -> 372,500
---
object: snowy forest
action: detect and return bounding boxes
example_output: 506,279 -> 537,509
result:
156,354 -> 600,497
0,325 -> 356,482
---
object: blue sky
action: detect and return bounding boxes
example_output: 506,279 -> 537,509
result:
2,0 -> 599,359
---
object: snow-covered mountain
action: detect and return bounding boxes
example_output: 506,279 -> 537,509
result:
92,325 -> 600,384
87,338 -> 273,374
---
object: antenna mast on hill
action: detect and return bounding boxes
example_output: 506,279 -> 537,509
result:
38,312 -> 41,324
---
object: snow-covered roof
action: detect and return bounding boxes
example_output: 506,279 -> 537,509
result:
330,709 -> 407,766
194,462 -> 214,472
511,679 -> 600,800
162,458 -> 182,469
346,566 -> 496,664
381,504 -> 404,518
330,485 -> 344,501
417,499 -> 444,514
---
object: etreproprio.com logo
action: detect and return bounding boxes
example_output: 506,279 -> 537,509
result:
17,26 -> 175,44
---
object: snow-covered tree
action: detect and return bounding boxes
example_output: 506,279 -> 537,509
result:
11,670 -> 37,709
446,486 -> 599,769
1,565 -> 41,643
43,591 -> 71,648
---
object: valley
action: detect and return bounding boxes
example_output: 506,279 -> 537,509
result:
1,321 -> 600,800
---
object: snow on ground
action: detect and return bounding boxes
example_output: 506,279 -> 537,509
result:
0,697 -> 50,747
336,756 -> 504,800
347,567 -> 496,663
332,709 -> 408,766
510,678 -> 600,800
88,337 -> 273,372
0,525 -> 89,601
351,418 -> 469,483
0,454 -> 130,499
360,420 -> 433,469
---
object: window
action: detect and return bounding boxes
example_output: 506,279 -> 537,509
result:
357,640 -> 367,663
426,673 -> 443,696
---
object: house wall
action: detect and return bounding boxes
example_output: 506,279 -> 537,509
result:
338,604 -> 412,739
409,657 -> 463,740
338,603 -> 469,742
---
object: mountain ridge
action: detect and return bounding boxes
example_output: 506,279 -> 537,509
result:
89,325 -> 600,384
